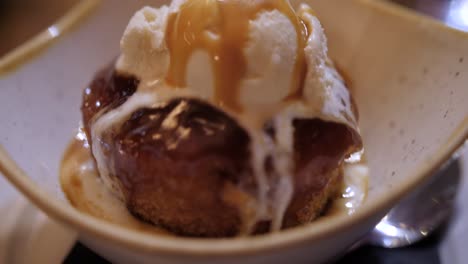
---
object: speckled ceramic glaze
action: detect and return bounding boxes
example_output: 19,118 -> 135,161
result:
0,0 -> 467,263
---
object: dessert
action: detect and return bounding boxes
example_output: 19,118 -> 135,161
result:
61,0 -> 367,237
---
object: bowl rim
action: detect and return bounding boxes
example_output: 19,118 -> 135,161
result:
0,0 -> 467,257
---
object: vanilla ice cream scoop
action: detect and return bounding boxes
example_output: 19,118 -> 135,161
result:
116,0 -> 356,127
82,0 -> 363,236
117,0 -> 303,113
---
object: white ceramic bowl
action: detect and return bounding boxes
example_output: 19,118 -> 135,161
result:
0,0 -> 467,263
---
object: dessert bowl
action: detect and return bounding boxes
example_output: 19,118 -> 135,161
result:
0,0 -> 467,263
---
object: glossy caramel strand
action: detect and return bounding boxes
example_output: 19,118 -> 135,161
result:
165,0 -> 309,112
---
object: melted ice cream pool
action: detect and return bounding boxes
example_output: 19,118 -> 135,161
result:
88,0 -> 363,233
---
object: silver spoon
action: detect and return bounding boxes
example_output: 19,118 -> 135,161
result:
360,158 -> 462,249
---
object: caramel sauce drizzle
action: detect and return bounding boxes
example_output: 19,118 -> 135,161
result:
165,0 -> 310,112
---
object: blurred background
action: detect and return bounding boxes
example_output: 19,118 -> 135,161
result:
0,0 -> 77,56
393,0 -> 468,30
0,0 -> 468,57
